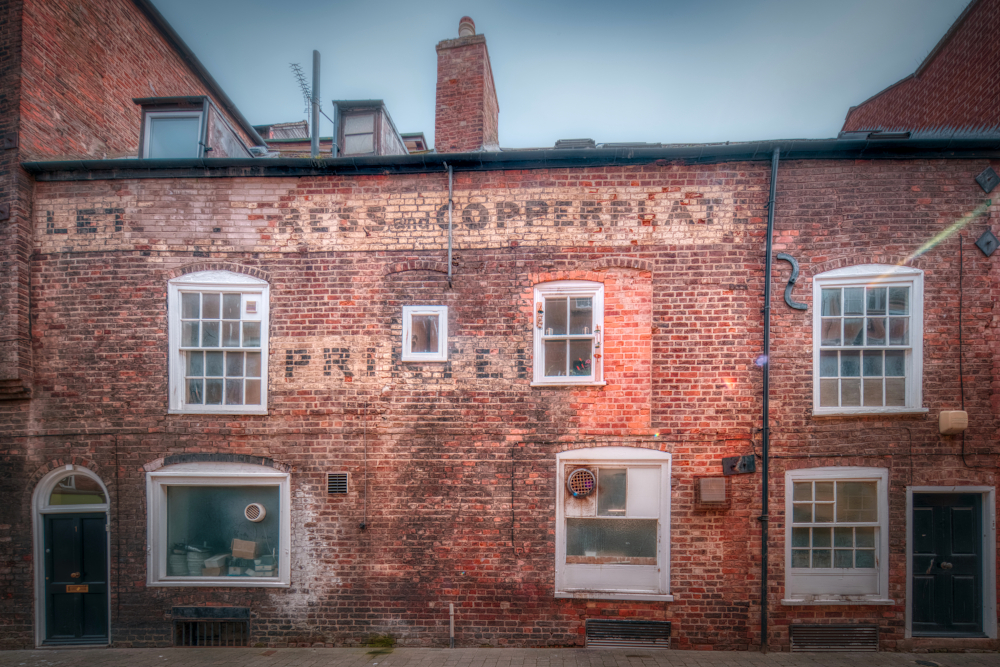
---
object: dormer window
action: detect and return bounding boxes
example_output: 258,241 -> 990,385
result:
144,111 -> 203,158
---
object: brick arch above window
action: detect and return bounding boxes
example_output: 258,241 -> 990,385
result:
166,262 -> 270,283
383,260 -> 449,277
586,257 -> 653,274
802,255 -> 919,282
143,453 -> 291,473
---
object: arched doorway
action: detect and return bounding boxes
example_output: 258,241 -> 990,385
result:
32,465 -> 111,646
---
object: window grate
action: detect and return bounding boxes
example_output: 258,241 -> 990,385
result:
790,624 -> 878,652
328,473 -> 348,494
585,620 -> 671,649
174,620 -> 249,647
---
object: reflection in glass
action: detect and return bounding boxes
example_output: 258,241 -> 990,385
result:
203,293 -> 220,319
50,475 -> 107,505
821,320 -> 841,346
545,298 -> 567,335
410,315 -> 439,354
888,287 -> 908,315
544,340 -> 567,376
821,289 -> 841,316
597,469 -> 626,516
223,294 -> 241,319
569,298 -> 592,334
844,288 -> 864,315
182,293 -> 199,319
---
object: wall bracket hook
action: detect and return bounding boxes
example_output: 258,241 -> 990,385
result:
776,253 -> 807,310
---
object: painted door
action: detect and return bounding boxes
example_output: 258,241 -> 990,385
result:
911,493 -> 983,636
44,513 -> 108,644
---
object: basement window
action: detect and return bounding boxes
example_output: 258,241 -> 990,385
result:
555,447 -> 672,601
143,111 -> 203,159
147,462 -> 290,587
402,305 -> 448,362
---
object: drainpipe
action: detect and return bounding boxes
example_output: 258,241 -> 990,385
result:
760,147 -> 779,653
445,163 -> 453,288
311,50 -> 320,159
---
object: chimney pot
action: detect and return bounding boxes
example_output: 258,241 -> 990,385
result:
458,16 -> 476,37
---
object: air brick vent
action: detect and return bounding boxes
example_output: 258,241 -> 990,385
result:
172,607 -> 250,647
328,472 -> 348,494
790,624 -> 878,652
585,620 -> 671,649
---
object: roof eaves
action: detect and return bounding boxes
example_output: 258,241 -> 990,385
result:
130,0 -> 266,147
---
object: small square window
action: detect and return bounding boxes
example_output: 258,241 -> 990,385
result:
143,111 -> 203,159
402,306 -> 447,362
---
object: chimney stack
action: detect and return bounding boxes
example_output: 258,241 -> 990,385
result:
434,17 -> 499,152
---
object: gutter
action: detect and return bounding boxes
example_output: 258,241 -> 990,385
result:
22,136 -> 1000,181
130,0 -> 267,148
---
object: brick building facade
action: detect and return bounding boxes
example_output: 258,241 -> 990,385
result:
1,0 -> 999,654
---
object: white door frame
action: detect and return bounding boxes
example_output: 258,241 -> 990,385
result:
32,465 -> 112,648
905,486 -> 996,639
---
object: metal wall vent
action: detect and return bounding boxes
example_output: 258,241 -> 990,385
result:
585,620 -> 671,649
567,468 -> 596,498
172,607 -> 250,647
789,624 -> 878,652
328,472 -> 348,494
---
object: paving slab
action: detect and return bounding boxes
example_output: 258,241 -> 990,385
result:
0,649 -> 996,667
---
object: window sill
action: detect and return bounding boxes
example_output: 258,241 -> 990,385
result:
781,597 -> 895,606
150,578 -> 289,588
812,407 -> 928,417
168,408 -> 269,415
531,381 -> 606,388
556,591 -> 673,602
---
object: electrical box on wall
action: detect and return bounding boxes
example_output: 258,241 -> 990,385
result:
939,410 -> 968,435
722,455 -> 756,475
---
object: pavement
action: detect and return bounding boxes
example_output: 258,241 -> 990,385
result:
0,648 -> 996,667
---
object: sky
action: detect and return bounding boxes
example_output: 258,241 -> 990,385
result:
151,0 -> 972,149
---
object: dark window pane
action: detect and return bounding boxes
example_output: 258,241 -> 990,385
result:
844,318 -> 864,345
888,287 -> 908,315
855,550 -> 876,568
834,527 -> 853,547
862,350 -> 883,377
410,314 -> 439,354
814,503 -> 834,522
792,550 -> 810,567
812,528 -> 832,547
792,527 -> 810,547
186,351 -> 203,376
246,352 -> 261,378
544,298 -> 567,335
181,293 -> 199,319
866,317 -> 886,345
889,318 -> 909,345
182,322 -> 199,347
544,340 -> 567,376
243,322 -> 261,348
835,549 -> 854,568
201,321 -> 219,347
597,469 -> 627,516
866,287 -> 886,315
855,527 -> 875,547
792,503 -> 812,523
222,322 -> 240,347
205,379 -> 223,404
841,379 -> 861,406
205,351 -> 224,376
225,379 -> 243,405
821,320 -> 841,346
245,380 -> 261,405
840,351 -> 860,376
886,378 -> 906,406
202,293 -> 220,319
821,289 -> 841,316
844,287 -> 864,315
812,550 -> 832,568
223,294 -> 241,320
863,379 -> 883,406
793,482 -> 812,502
815,483 -> 833,501
566,518 -> 656,558
569,297 -> 593,334
226,352 -> 244,377
885,350 -> 905,376
186,379 -> 203,404
568,339 -> 592,376
820,351 -> 838,377
820,379 -> 838,406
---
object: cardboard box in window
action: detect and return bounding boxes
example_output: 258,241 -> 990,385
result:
228,566 -> 244,575
201,567 -> 223,576
231,539 -> 258,560
204,554 -> 229,568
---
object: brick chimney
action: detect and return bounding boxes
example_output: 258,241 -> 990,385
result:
434,17 -> 499,153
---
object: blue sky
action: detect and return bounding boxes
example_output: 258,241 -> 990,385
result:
151,0 -> 970,148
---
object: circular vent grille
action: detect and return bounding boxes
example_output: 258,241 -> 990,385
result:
567,468 -> 596,498
244,503 -> 266,522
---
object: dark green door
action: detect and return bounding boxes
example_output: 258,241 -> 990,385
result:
911,493 -> 984,636
44,513 -> 108,644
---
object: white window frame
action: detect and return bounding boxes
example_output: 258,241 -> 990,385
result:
142,110 -> 204,159
812,264 -> 925,415
533,281 -> 605,386
401,305 -> 448,362
555,447 -> 672,601
146,462 -> 291,588
782,466 -> 891,605
168,270 -> 269,415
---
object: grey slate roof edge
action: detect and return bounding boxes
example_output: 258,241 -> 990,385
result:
22,137 -> 1000,181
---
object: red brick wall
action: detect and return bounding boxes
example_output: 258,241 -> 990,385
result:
435,35 -> 500,152
18,0 -> 252,160
842,0 -> 1000,132
1,159 -> 998,650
